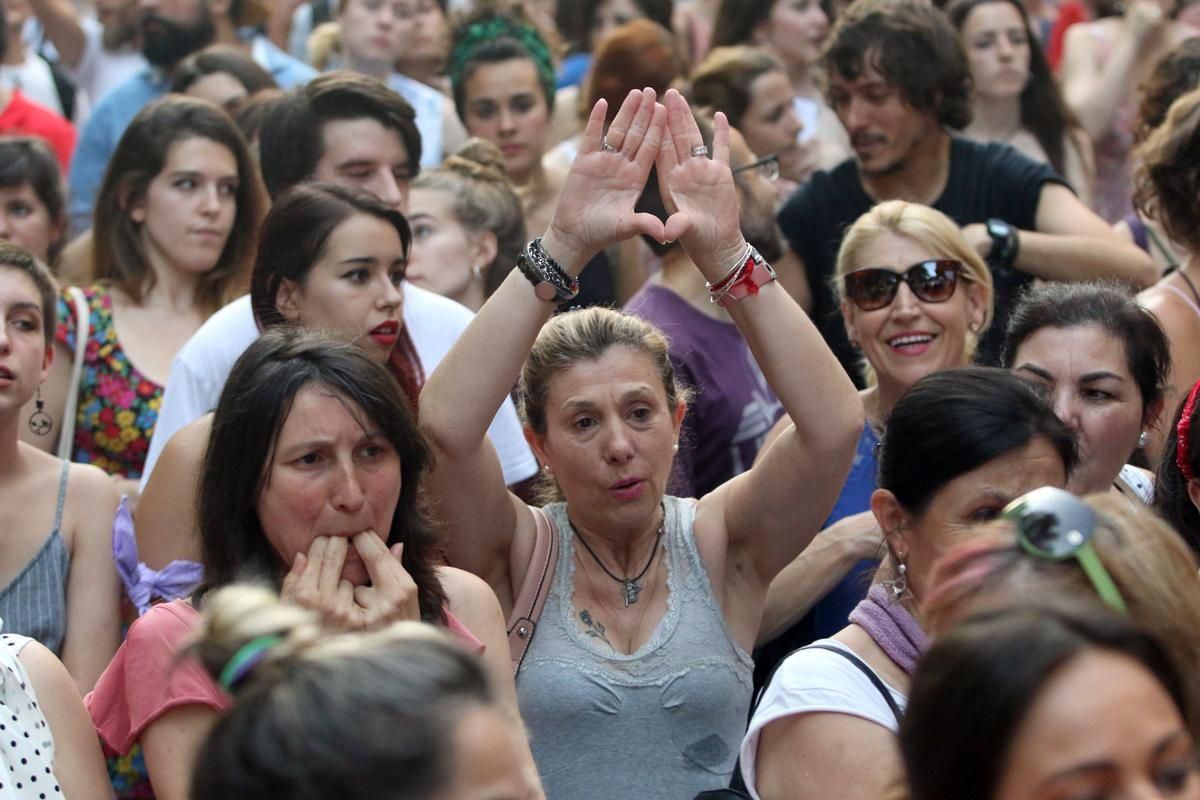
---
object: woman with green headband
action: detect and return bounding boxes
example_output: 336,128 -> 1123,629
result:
448,6 -> 565,248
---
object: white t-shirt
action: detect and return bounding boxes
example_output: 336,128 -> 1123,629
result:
140,284 -> 537,488
739,639 -> 907,800
0,53 -> 65,116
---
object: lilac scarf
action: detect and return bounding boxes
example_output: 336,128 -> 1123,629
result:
847,583 -> 929,675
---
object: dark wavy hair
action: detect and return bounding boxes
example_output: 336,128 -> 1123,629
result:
169,44 -> 278,103
92,95 -> 267,315
902,601 -> 1190,800
823,0 -> 972,130
947,0 -> 1082,177
878,367 -> 1077,515
249,183 -> 421,409
1154,384 -> 1200,560
258,71 -> 421,200
0,137 -> 66,265
1001,282 -> 1172,426
1134,86 -> 1200,254
1135,38 -> 1200,144
710,0 -> 785,49
197,328 -> 446,621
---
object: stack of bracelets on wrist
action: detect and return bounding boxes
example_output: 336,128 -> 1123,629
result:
706,243 -> 777,307
516,237 -> 580,302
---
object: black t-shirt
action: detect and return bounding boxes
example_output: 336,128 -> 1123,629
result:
777,137 -> 1070,384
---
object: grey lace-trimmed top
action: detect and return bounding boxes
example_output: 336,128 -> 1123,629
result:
0,462 -> 69,655
517,496 -> 754,799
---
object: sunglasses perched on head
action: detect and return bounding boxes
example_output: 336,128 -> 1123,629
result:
842,259 -> 963,311
1003,486 -> 1128,613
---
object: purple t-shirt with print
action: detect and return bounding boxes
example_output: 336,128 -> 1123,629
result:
625,283 -> 784,499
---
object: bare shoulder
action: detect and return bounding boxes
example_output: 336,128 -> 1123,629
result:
16,638 -> 74,695
437,566 -> 504,615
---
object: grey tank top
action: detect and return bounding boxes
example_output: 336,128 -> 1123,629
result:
0,462 -> 69,654
517,496 -> 754,799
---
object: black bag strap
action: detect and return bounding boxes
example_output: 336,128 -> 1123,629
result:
803,643 -> 904,723
720,642 -> 904,798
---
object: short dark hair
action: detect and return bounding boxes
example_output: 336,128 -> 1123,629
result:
901,602 -> 1189,800
878,367 -> 1077,515
574,0 -> 673,51
197,328 -> 446,621
688,46 -> 786,132
257,71 -> 421,199
0,241 -> 57,343
823,0 -> 972,129
0,137 -> 67,264
169,44 -> 278,102
92,95 -> 267,315
1001,282 -> 1172,423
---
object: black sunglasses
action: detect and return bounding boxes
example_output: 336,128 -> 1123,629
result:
843,259 -> 963,311
731,153 -> 780,181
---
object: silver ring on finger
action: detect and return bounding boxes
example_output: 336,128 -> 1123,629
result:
602,134 -> 618,152
691,144 -> 709,158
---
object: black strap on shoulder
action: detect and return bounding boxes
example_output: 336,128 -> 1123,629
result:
720,643 -> 903,797
803,643 -> 904,723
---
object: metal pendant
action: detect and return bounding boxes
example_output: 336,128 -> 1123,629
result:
623,580 -> 641,607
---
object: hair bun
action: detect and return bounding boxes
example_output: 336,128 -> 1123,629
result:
443,138 -> 509,183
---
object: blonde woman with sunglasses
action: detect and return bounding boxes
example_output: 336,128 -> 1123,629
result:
755,200 -> 994,689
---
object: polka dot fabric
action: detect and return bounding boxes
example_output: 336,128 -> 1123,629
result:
0,634 -> 58,799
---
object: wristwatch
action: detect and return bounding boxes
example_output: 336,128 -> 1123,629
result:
985,218 -> 1020,270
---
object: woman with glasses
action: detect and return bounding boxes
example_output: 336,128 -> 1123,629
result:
754,200 -> 992,687
743,367 -> 1077,800
924,487 -> 1200,736
900,602 -> 1200,800
689,45 -> 821,203
1001,282 -> 1171,499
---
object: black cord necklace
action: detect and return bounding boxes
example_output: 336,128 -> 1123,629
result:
569,512 -> 664,607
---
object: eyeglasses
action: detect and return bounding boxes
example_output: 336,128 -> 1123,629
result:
731,153 -> 780,182
842,259 -> 962,311
1003,486 -> 1128,613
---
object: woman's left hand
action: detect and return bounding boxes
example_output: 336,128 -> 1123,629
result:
542,88 -> 668,269
656,88 -> 747,281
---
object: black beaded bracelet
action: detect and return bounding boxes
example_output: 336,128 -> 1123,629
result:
516,238 -> 580,302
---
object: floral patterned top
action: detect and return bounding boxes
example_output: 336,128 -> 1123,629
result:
56,285 -> 162,479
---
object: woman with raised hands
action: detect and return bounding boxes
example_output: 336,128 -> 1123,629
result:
419,86 -> 863,797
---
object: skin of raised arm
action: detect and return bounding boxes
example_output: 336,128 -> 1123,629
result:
754,712 -> 902,800
1063,128 -> 1096,211
135,415 -> 210,569
142,704 -> 220,800
961,183 -> 1156,287
61,463 -> 122,694
419,89 -> 670,611
19,641 -> 112,800
26,0 -> 86,70
1060,15 -> 1155,142
757,510 -> 884,646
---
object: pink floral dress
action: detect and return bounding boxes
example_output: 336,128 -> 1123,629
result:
56,285 -> 162,479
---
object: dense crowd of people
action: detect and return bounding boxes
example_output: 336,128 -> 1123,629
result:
1,0 -> 1200,797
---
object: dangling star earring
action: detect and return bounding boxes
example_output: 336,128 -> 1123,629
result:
28,387 -> 53,437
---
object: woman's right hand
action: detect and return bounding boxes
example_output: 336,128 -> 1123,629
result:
280,532 -> 420,631
541,88 -> 668,270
